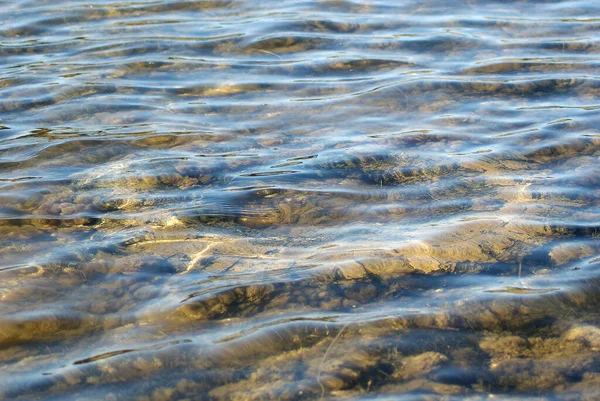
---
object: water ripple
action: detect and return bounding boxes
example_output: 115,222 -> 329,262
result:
2,0 -> 600,400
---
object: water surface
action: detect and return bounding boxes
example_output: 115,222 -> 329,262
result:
1,0 -> 600,400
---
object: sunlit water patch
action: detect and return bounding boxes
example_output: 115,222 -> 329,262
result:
1,0 -> 600,400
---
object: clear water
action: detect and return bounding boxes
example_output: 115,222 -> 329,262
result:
1,1 -> 600,400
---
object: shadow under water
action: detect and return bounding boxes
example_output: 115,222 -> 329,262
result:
1,0 -> 600,400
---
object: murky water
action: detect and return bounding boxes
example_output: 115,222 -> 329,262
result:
1,0 -> 600,399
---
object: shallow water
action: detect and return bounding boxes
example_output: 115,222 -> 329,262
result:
1,0 -> 600,400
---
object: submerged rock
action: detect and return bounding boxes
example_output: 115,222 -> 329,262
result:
392,351 -> 449,381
